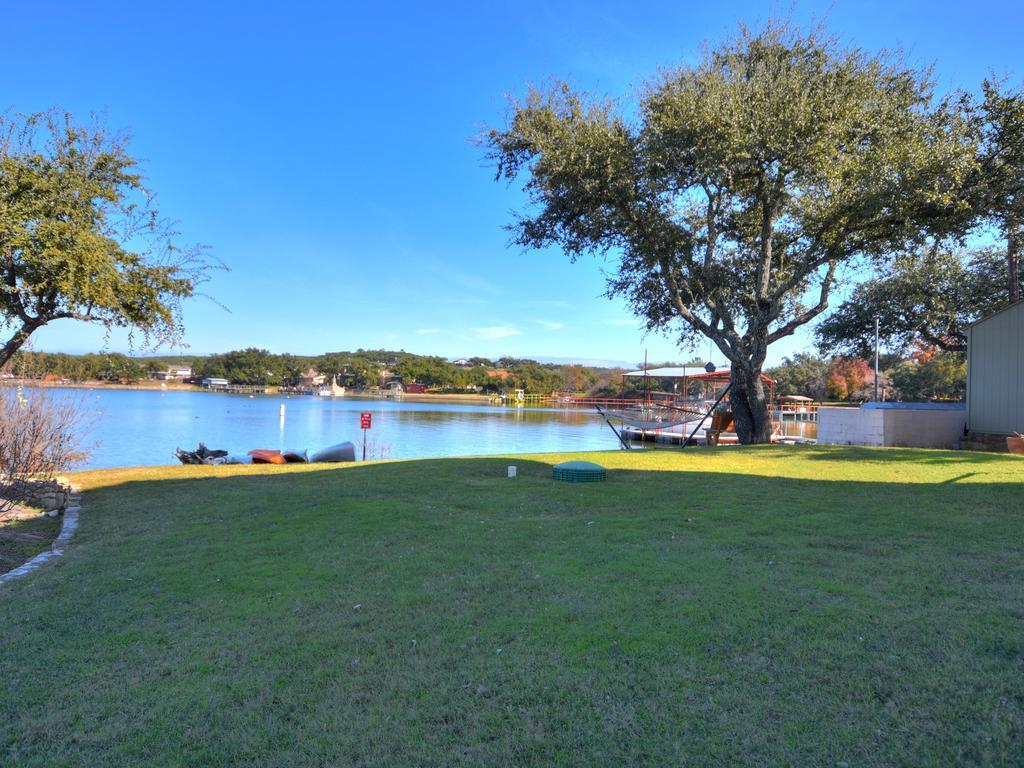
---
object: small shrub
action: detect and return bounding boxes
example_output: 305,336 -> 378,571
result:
0,388 -> 90,518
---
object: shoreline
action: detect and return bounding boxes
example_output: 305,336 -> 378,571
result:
1,380 -> 501,404
1,379 -> 201,392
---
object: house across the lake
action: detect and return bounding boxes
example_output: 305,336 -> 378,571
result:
154,365 -> 193,381
201,377 -> 229,388
297,368 -> 326,387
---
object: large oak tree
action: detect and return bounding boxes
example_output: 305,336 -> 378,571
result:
0,110 -> 215,367
486,24 -> 973,442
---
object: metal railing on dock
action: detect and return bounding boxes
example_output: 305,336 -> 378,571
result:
204,384 -> 269,394
500,392 -> 682,408
775,403 -> 819,422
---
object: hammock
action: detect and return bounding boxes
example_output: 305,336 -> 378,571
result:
602,401 -> 709,430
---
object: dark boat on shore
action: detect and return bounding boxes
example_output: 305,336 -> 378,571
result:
175,443 -> 228,465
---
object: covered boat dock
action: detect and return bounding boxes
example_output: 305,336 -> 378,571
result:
616,366 -> 780,445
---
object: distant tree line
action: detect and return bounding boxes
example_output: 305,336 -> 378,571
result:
193,349 -> 602,393
3,351 -> 153,383
2,348 -> 612,395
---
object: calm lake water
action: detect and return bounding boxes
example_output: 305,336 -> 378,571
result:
53,388 -> 619,470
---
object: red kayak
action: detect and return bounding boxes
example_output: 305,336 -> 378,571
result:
248,449 -> 287,465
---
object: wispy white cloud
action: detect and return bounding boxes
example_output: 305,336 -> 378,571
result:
523,299 -> 572,309
536,320 -> 564,330
472,325 -> 520,340
420,256 -> 501,295
415,328 -> 441,335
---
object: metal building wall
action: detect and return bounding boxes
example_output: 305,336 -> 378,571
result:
967,300 -> 1024,435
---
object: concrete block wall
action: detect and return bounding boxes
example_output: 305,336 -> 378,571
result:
882,409 -> 965,449
817,407 -> 884,446
818,406 -> 966,449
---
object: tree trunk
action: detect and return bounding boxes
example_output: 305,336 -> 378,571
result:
729,364 -> 773,444
0,320 -> 43,370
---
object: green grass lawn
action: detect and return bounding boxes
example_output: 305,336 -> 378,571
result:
1,446 -> 1022,766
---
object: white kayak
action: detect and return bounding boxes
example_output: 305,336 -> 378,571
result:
311,442 -> 356,463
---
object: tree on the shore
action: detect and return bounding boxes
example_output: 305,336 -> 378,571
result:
825,357 -> 874,401
196,348 -> 284,386
891,347 -> 966,401
766,353 -> 829,400
0,110 -> 216,368
816,247 -> 1016,356
486,23 -> 973,442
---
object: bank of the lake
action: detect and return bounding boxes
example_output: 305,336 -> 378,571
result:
2,378 -> 200,392
2,446 -> 1022,766
4,380 -> 521,406
3,380 -> 499,404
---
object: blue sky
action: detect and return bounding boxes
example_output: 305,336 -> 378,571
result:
4,0 -> 1023,368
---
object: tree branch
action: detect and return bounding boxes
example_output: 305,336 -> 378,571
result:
767,260 -> 838,344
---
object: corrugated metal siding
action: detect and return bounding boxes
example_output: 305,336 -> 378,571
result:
968,301 -> 1024,434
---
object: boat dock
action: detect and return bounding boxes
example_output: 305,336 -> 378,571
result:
620,405 -> 819,446
204,384 -> 269,395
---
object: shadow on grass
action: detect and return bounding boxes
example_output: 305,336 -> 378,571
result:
788,443 -> 1019,465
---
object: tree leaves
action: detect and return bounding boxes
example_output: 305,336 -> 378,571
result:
0,110 -> 219,365
816,248 -> 1016,356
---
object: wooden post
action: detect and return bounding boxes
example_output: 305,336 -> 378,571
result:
681,383 -> 732,449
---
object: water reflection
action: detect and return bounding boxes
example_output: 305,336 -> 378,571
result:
776,420 -> 818,440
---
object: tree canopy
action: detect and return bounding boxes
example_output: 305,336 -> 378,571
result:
815,79 -> 1024,358
0,110 -> 216,366
816,247 -> 1016,356
8,347 -> 605,395
486,22 -> 973,442
976,79 -> 1024,303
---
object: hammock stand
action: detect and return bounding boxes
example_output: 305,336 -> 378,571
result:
680,383 -> 732,449
595,404 -> 632,450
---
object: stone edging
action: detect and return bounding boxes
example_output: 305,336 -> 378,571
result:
0,487 -> 81,586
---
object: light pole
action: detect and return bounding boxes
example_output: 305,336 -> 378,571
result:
874,316 -> 880,401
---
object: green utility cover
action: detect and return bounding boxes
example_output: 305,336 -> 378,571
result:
552,461 -> 607,483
